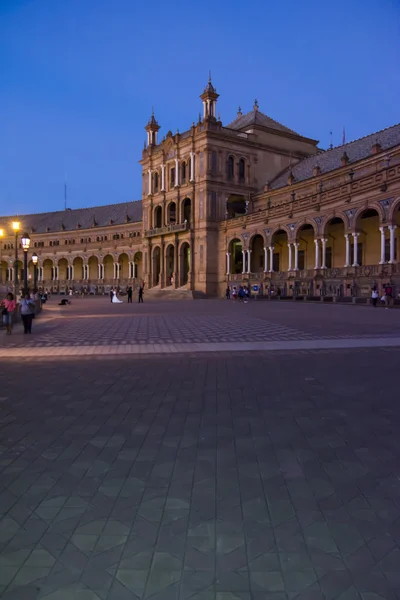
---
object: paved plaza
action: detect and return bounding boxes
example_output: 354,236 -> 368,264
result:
0,300 -> 400,599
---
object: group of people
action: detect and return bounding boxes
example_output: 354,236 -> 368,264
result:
110,285 -> 144,304
371,284 -> 396,308
1,290 -> 39,335
226,285 -> 251,303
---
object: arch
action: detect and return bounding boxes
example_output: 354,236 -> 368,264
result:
118,253 -> 129,279
227,155 -> 235,180
73,256 -> 84,280
250,234 -> 264,273
152,246 -> 161,286
270,225 -> 290,240
103,254 -> 114,279
165,244 -> 175,285
354,204 -> 384,228
154,205 -> 163,228
238,158 -> 245,183
228,237 -> 243,274
182,197 -> 191,223
133,251 -> 143,280
88,255 -> 99,279
43,258 -> 54,281
322,213 -> 348,236
167,201 -> 177,224
388,196 -> 400,223
0,260 -> 7,283
179,242 -> 190,286
248,230 -> 266,248
58,257 -> 69,280
226,194 -> 246,218
293,220 -> 317,241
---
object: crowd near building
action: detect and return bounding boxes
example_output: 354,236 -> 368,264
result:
1,79 -> 400,298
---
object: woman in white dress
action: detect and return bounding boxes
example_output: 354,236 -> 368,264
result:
112,289 -> 123,303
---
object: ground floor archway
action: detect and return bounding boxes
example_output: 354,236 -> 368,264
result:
152,246 -> 161,286
180,242 -> 190,286
165,244 -> 175,285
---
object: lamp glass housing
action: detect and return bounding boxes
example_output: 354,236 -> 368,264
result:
32,253 -> 38,265
21,233 -> 31,251
12,221 -> 20,232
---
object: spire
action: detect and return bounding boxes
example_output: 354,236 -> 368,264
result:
237,106 -> 242,117
253,99 -> 259,111
200,75 -> 219,121
145,108 -> 160,146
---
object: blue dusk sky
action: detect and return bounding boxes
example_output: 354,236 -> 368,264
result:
1,0 -> 399,216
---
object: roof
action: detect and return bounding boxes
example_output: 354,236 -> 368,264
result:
269,123 -> 400,190
0,200 -> 142,235
227,108 -> 301,136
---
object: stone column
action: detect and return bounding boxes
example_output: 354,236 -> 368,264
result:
242,250 -> 246,274
314,239 -> 320,269
287,243 -> 292,271
389,225 -> 397,263
269,246 -> 274,272
263,247 -> 268,272
161,164 -> 166,191
226,252 -> 231,275
344,234 -> 351,267
190,152 -> 195,182
294,242 -> 299,270
352,233 -> 360,267
321,238 -> 327,269
379,226 -> 386,264
247,250 -> 251,274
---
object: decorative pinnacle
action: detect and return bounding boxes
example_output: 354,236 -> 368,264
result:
253,99 -> 259,110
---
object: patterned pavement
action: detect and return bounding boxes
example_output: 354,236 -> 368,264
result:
1,300 -> 400,598
1,298 -> 400,355
0,350 -> 400,599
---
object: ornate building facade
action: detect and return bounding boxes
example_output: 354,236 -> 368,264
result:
1,79 -> 400,297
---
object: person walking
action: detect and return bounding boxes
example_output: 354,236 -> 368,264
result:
371,288 -> 379,307
20,293 -> 35,334
138,286 -> 144,303
384,284 -> 393,309
225,286 -> 230,300
127,286 -> 133,303
1,292 -> 17,335
110,288 -> 114,303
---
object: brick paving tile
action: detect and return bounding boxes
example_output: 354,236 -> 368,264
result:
0,347 -> 399,598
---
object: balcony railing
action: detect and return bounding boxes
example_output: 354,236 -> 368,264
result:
144,221 -> 190,238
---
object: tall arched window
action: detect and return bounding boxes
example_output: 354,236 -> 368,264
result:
239,158 -> 245,183
154,172 -> 159,193
227,156 -> 234,180
181,162 -> 187,183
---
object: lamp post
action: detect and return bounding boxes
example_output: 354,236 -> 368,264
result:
32,253 -> 38,290
12,221 -> 20,295
21,232 -> 31,295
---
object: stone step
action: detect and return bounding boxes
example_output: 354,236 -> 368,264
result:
144,287 -> 194,300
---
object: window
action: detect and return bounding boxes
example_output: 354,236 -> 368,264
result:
211,151 -> 217,175
273,253 -> 280,272
170,167 -> 175,188
181,162 -> 186,183
154,172 -> 159,192
350,242 -> 363,266
227,156 -> 234,180
385,238 -> 397,262
188,157 -> 192,180
298,250 -> 305,270
325,247 -> 332,269
239,158 -> 245,183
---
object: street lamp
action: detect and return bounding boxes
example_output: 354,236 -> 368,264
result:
21,232 -> 31,295
32,253 -> 38,290
12,221 -> 20,294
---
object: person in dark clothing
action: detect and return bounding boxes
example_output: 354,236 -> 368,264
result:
110,289 -> 114,303
138,286 -> 144,303
127,287 -> 133,303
